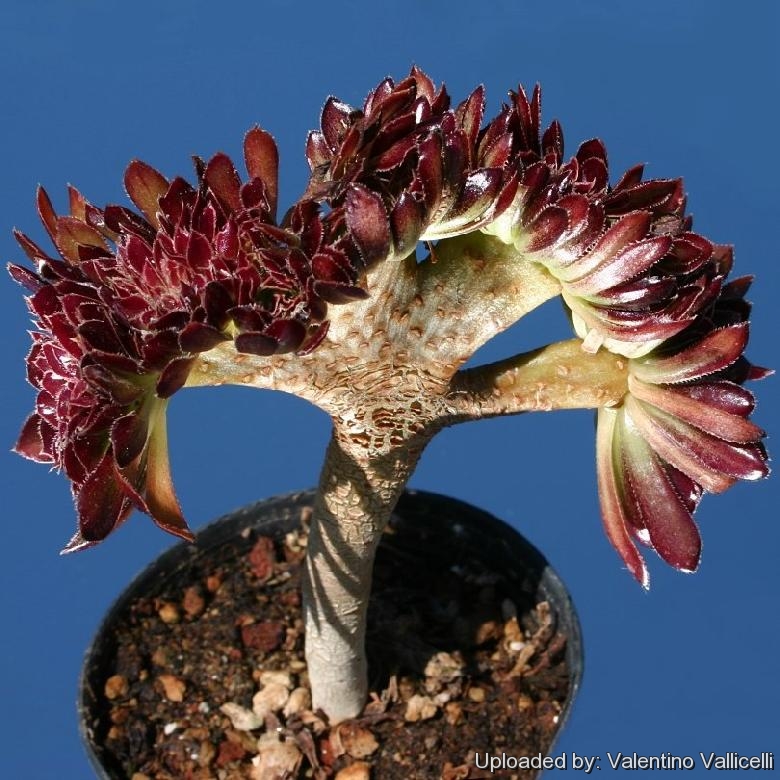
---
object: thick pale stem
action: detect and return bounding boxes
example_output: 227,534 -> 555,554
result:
181,242 -> 625,725
413,232 -> 562,374
447,339 -> 629,419
303,429 -> 428,722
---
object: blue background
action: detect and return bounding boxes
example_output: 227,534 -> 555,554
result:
1,2 -> 777,776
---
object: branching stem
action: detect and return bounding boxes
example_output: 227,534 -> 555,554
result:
447,339 -> 629,419
183,239 -> 628,723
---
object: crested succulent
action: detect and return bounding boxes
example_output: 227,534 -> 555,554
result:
10,130 -> 388,550
11,68 -> 769,721
482,85 -> 728,358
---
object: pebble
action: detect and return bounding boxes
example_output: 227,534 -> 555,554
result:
241,621 -> 285,652
335,762 -> 371,780
216,738 -> 247,768
283,687 -> 311,717
424,651 -> 463,681
182,586 -> 205,618
151,647 -> 169,667
444,701 -> 463,725
467,686 -> 485,703
157,674 -> 186,702
250,733 -> 302,780
252,682 -> 289,718
503,616 -> 524,645
248,536 -> 276,581
219,702 -> 263,731
157,602 -> 180,624
404,694 -> 438,722
259,670 -> 292,689
334,722 -> 379,759
104,674 -> 128,700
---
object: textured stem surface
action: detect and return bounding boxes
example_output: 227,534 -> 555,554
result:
447,339 -> 629,419
303,428 -> 428,721
183,240 -> 630,723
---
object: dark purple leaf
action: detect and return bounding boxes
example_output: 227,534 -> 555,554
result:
54,216 -> 107,265
312,252 -> 355,285
569,235 -> 672,294
526,206 -> 568,252
14,414 -> 51,463
557,211 -> 652,282
596,409 -> 649,587
628,375 -> 764,444
244,126 -> 279,219
111,412 -> 149,468
124,160 -> 168,228
141,329 -> 182,371
235,331 -> 278,356
312,281 -> 369,304
606,178 -> 679,215
8,262 -> 44,293
576,138 -> 607,165
156,357 -> 195,398
186,231 -> 213,272
204,153 -> 242,213
480,132 -> 513,168
455,86 -> 485,151
152,310 -> 190,332
673,381 -> 754,417
179,322 -> 228,353
306,131 -> 331,170
345,184 -> 390,264
76,452 -> 127,542
321,97 -> 354,150
297,320 -> 330,355
143,413 -> 193,542
620,419 -> 702,572
81,363 -> 142,404
102,205 -> 155,242
373,135 -> 416,173
230,306 -> 270,333
13,229 -> 54,265
541,119 -> 564,161
36,187 -> 59,247
625,395 -> 742,493
416,133 -> 444,212
78,320 -> 123,353
632,324 -> 750,384
391,191 -> 424,255
590,275 -> 677,310
263,319 -> 307,353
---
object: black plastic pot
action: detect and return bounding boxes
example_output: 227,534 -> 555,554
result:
79,489 -> 583,778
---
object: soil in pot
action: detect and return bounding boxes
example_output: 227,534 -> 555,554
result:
82,491 -> 578,780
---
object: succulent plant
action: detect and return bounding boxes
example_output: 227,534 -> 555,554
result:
10,68 -> 769,722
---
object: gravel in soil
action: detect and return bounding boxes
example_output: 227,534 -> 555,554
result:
84,501 -> 573,780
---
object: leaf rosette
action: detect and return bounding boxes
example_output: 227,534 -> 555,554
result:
596,277 -> 770,586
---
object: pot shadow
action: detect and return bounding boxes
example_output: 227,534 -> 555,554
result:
365,491 -> 558,692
